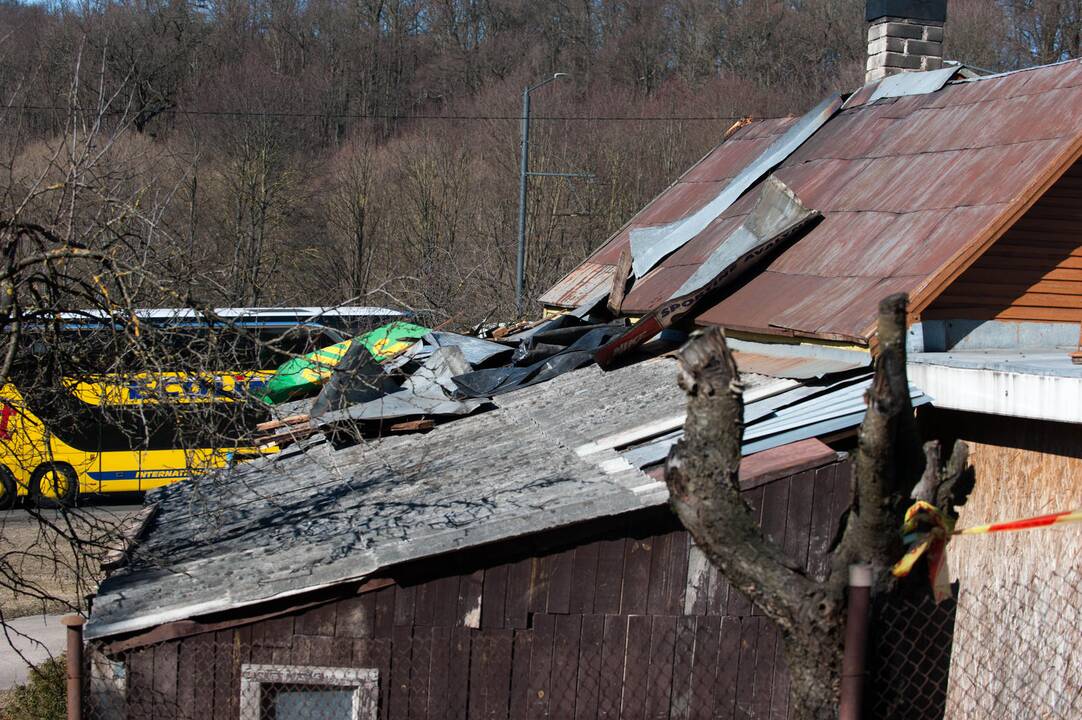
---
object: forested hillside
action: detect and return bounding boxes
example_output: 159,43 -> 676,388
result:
0,0 -> 1075,325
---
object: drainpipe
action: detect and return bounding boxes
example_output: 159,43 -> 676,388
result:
839,564 -> 873,720
61,615 -> 85,720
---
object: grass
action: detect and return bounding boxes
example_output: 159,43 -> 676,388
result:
0,655 -> 65,720
1,506 -> 140,620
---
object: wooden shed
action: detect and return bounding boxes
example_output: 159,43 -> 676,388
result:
85,354 -> 878,720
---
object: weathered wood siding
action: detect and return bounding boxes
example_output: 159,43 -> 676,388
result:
926,159 -> 1082,323
923,409 -> 1082,719
117,458 -> 852,720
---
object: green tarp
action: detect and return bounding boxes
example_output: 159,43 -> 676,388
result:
255,321 -> 430,404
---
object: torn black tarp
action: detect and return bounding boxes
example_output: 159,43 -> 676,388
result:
386,331 -> 513,372
452,324 -> 626,398
316,346 -> 489,424
310,340 -> 402,416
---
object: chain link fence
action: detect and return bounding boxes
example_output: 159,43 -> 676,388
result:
78,568 -> 1080,719
867,566 -> 1082,720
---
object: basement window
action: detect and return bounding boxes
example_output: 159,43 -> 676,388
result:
239,664 -> 378,720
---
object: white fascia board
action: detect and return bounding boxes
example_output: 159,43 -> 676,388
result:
907,362 -> 1082,424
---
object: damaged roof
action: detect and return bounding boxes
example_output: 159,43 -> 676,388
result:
541,60 -> 1082,344
88,350 -> 925,641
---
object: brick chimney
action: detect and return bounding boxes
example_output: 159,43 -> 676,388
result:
865,0 -> 947,84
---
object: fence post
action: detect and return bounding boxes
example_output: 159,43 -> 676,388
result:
839,564 -> 872,720
61,615 -> 85,720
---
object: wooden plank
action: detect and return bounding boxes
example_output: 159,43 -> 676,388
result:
689,616 -> 721,720
408,628 -> 433,720
738,438 -> 837,490
783,469 -> 817,572
447,627 -> 473,720
620,615 -> 652,720
684,542 -> 713,616
668,616 -> 697,720
733,618 -> 760,720
504,557 -> 533,629
127,646 -> 154,720
152,642 -> 179,720
374,585 -> 397,638
574,615 -> 605,720
593,535 -> 627,614
754,479 -> 791,616
425,628 -> 452,720
252,615 -> 294,647
413,575 -> 441,628
527,556 -> 553,614
621,536 -> 653,615
434,574 -> 463,628
607,247 -> 633,315
212,630 -> 237,720
471,629 -> 514,720
509,630 -> 533,720
295,601 -> 337,636
176,639 -> 197,719
769,633 -> 791,720
395,583 -> 417,627
750,619 -> 779,719
546,547 -> 575,615
646,530 -> 675,615
807,464 -> 840,582
713,617 -> 742,720
550,615 -> 583,719
337,592 -> 376,638
526,614 -> 556,720
481,563 -> 510,630
644,615 -> 678,720
390,625 -> 414,718
666,530 -> 690,615
597,615 -> 628,720
389,418 -> 435,433
569,541 -> 600,614
458,568 -> 485,628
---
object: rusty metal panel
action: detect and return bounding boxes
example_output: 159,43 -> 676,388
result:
548,59 -> 1082,341
538,261 -> 614,309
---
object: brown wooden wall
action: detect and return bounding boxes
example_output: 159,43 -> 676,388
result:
111,457 -> 851,720
926,159 -> 1082,323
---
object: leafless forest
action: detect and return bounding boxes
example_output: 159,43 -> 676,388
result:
0,0 -> 1076,324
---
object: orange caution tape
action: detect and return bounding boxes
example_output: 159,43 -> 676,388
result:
892,500 -> 954,602
954,508 -> 1082,536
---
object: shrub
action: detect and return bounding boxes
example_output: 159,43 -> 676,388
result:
0,655 -> 65,720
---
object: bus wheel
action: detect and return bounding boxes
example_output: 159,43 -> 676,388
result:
0,466 -> 15,510
29,463 -> 78,509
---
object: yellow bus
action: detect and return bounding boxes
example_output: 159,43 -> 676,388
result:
0,371 -> 273,508
0,307 -> 401,508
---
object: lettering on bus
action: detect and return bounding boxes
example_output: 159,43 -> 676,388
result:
0,402 -> 14,440
126,374 -> 268,401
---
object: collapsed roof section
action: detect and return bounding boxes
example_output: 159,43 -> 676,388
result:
541,60 -> 1082,345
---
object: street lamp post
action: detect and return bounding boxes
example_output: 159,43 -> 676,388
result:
516,73 -> 569,317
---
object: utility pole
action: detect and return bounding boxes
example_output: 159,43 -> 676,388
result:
515,73 -> 592,317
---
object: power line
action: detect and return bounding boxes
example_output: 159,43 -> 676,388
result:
13,104 -> 779,123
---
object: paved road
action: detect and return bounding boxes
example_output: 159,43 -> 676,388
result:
1,502 -> 142,524
0,614 -> 69,690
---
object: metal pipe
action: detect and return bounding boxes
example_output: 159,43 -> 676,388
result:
62,614 -> 85,720
515,87 -> 531,317
839,564 -> 872,720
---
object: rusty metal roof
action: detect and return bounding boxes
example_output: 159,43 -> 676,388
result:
542,60 -> 1082,345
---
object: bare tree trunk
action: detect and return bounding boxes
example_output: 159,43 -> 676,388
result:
665,293 -> 972,719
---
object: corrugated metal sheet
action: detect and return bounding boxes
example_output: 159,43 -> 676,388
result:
732,350 -> 866,379
543,60 -> 1082,344
619,374 -> 931,468
539,118 -> 797,308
